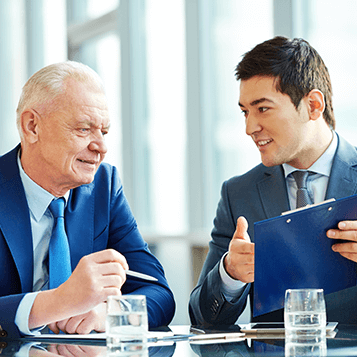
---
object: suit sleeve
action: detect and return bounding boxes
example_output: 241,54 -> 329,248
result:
189,180 -> 250,326
0,294 -> 26,338
104,166 -> 175,328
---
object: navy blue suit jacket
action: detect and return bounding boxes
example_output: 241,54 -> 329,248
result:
0,145 -> 175,337
189,133 -> 357,326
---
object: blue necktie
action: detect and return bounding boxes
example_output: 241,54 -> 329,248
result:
292,171 -> 313,208
48,198 -> 72,289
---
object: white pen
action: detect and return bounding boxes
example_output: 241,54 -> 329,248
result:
189,332 -> 245,341
126,270 -> 158,281
189,332 -> 245,345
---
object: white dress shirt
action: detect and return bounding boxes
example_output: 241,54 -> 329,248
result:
14,153 -> 68,335
219,131 -> 338,304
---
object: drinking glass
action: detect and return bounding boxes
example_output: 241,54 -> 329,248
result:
106,295 -> 149,355
284,289 -> 326,339
285,335 -> 327,357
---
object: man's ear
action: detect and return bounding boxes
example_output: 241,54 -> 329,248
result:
307,89 -> 325,120
21,110 -> 40,144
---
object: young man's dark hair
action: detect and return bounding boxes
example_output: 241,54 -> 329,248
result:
235,36 -> 335,129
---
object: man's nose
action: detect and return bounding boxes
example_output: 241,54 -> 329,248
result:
89,131 -> 108,154
245,113 -> 262,136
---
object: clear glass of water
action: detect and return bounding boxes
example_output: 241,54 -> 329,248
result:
285,335 -> 327,357
284,289 -> 326,340
106,295 -> 149,355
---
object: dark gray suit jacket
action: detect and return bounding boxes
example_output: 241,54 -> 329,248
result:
189,133 -> 357,326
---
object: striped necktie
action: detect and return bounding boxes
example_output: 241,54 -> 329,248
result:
291,171 -> 313,208
48,197 -> 71,289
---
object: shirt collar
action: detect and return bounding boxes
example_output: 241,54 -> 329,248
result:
17,151 -> 69,222
283,131 -> 338,178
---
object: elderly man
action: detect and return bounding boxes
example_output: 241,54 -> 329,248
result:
0,61 -> 175,337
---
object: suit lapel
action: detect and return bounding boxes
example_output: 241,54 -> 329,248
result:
326,134 -> 357,200
257,165 -> 290,219
0,146 -> 33,293
0,146 -> 99,291
255,134 -> 357,220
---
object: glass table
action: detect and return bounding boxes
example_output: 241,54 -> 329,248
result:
1,324 -> 357,356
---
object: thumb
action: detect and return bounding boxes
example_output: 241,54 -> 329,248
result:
232,216 -> 250,242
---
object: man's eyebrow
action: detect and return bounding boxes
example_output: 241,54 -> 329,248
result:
239,97 -> 275,108
79,119 -> 111,130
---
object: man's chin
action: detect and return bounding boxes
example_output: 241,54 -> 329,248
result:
72,174 -> 96,187
261,156 -> 282,168
81,176 -> 96,185
73,166 -> 98,184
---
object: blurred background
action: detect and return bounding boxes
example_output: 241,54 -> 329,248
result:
1,0 -> 357,325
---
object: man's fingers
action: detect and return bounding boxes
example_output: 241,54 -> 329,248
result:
332,242 -> 357,253
89,249 -> 129,270
234,263 -> 254,276
100,274 -> 125,289
55,320 -> 69,334
327,229 -> 357,242
98,261 -> 127,278
75,318 -> 95,335
338,221 -> 357,230
229,248 -> 255,264
225,249 -> 255,283
337,252 -> 357,262
48,322 -> 60,334
64,316 -> 88,335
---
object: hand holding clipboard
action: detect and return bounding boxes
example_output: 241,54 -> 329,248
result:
253,194 -> 357,317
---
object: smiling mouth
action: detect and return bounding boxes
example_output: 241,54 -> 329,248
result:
257,139 -> 273,147
78,159 -> 97,165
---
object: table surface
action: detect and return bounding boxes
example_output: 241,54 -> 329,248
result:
2,324 -> 357,356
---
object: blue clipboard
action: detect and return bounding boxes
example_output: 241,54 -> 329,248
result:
253,194 -> 357,317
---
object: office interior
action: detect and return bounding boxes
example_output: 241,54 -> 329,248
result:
1,0 -> 357,325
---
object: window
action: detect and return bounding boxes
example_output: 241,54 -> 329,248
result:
3,0 -> 352,324
192,0 -> 273,230
299,1 -> 357,144
65,0 -> 274,324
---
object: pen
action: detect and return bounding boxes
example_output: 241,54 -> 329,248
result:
126,270 -> 158,281
189,332 -> 245,345
149,334 -> 193,343
189,332 -> 245,341
189,327 -> 206,334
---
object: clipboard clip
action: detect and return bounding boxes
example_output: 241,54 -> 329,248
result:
281,198 -> 336,216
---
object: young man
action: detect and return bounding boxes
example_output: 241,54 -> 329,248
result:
189,36 -> 357,326
0,61 -> 175,337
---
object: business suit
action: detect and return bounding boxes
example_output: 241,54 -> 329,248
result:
189,133 -> 357,326
0,145 -> 175,338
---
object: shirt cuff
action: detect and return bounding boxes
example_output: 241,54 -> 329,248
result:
15,292 -> 44,336
219,252 -> 247,301
14,342 -> 43,357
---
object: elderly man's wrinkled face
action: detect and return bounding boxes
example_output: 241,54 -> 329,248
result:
33,78 -> 110,194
